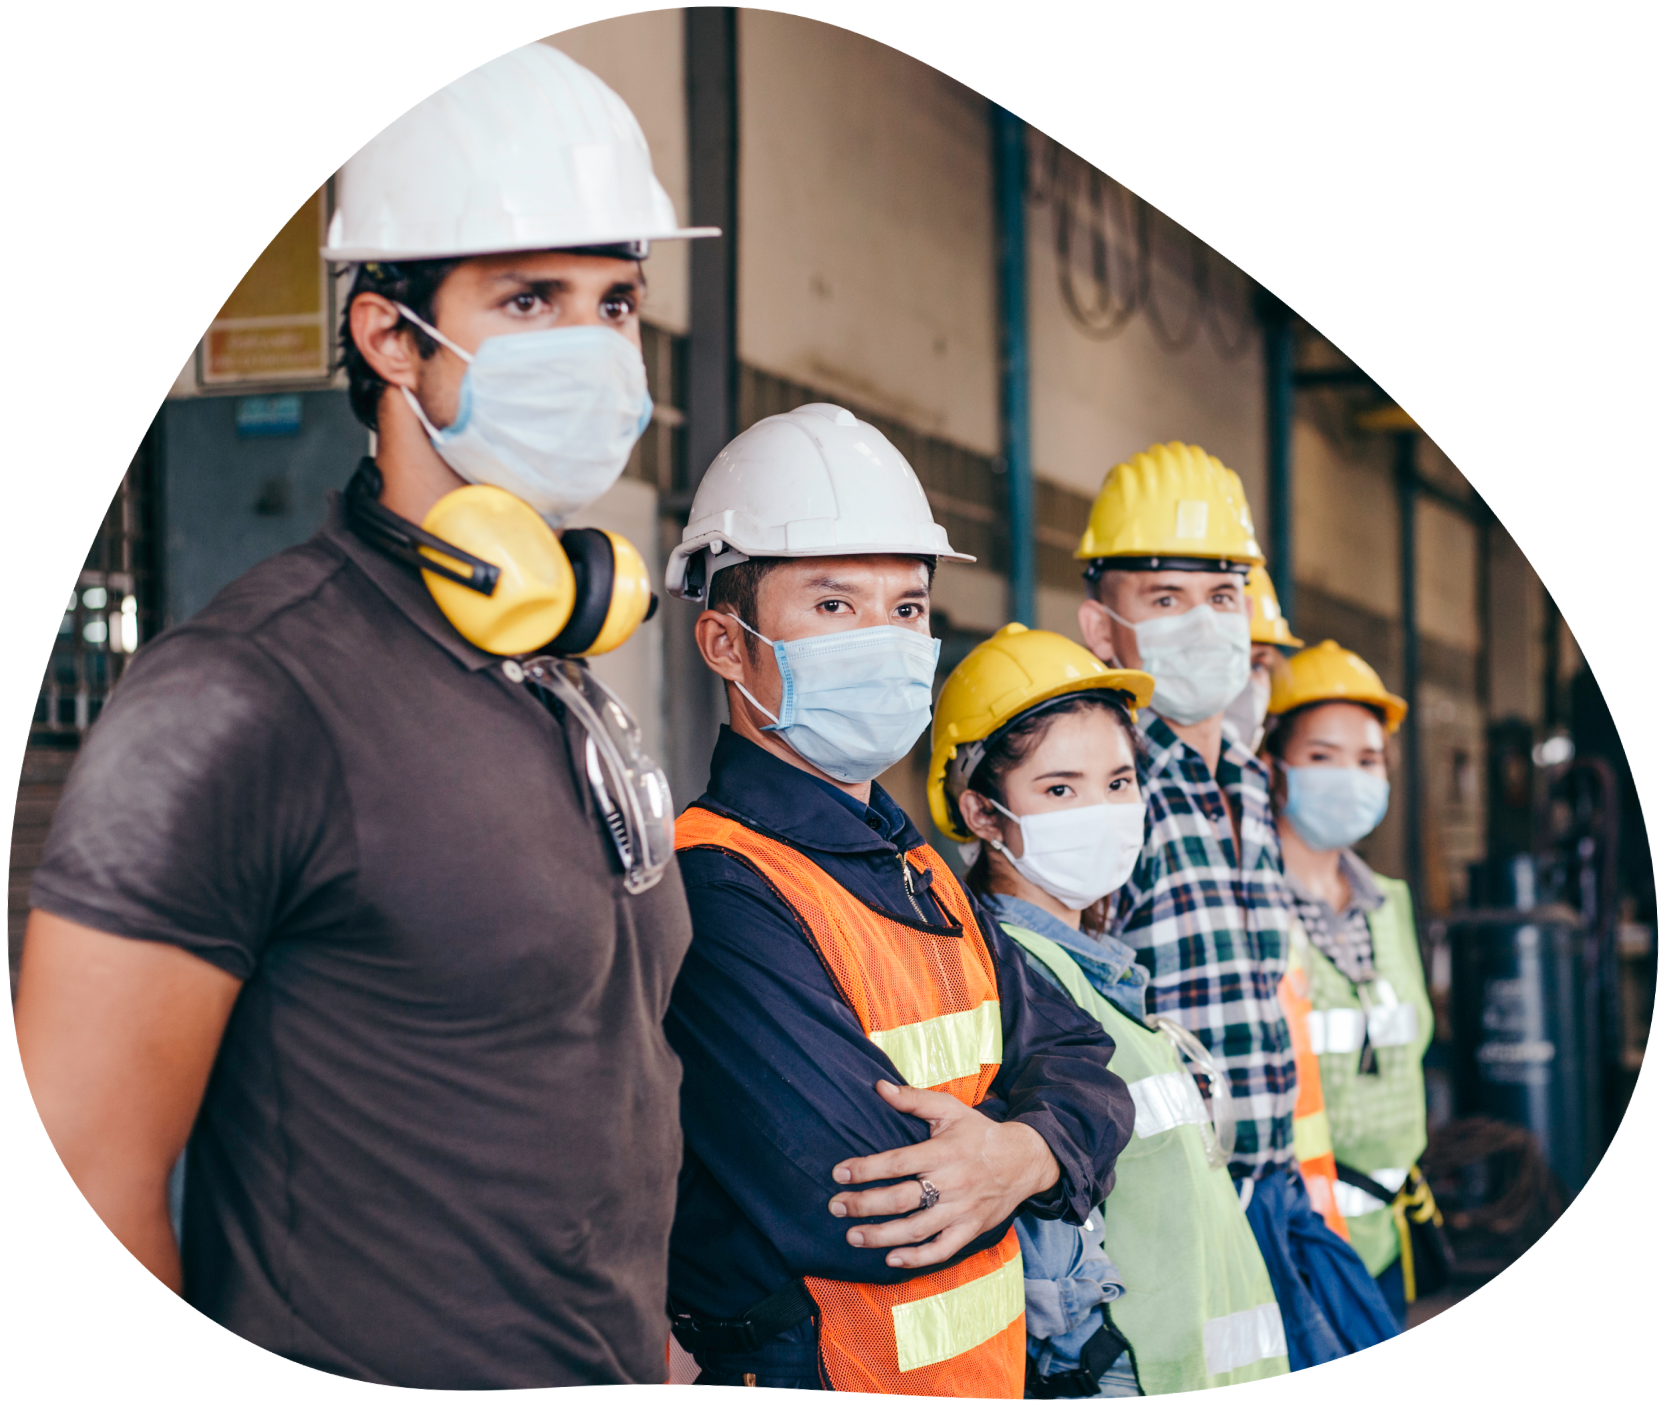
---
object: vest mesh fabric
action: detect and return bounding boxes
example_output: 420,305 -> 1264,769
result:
1004,923 -> 1288,1393
676,807 -> 1024,1397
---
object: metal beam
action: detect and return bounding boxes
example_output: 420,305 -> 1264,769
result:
1395,431 -> 1424,918
993,106 -> 1034,625
1260,297 -> 1296,625
665,6 -> 739,809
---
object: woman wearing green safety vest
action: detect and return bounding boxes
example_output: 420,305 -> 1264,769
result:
928,623 -> 1289,1397
1261,639 -> 1437,1331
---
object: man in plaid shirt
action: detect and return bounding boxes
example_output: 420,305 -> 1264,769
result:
1075,442 -> 1396,1368
1107,715 -> 1295,1179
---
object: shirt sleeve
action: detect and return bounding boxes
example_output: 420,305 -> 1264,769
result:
969,899 -> 1135,1225
29,626 -> 355,979
668,848 -> 1020,1287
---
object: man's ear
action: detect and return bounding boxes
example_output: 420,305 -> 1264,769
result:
694,610 -> 748,682
1079,596 -> 1120,666
349,292 -> 424,392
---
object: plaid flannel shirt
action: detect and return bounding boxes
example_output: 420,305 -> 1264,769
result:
1112,715 -> 1297,1180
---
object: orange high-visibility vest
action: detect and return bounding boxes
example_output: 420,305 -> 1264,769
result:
1276,917 -> 1350,1241
676,806 -> 1026,1399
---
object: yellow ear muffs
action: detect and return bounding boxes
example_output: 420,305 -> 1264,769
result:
420,486 -> 577,656
416,485 -> 657,657
553,527 -> 655,656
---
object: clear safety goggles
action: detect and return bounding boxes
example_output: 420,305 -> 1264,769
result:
514,656 -> 676,895
1149,1014 -> 1237,1170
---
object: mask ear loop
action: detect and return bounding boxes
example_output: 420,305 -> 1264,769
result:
392,302 -> 474,442
1085,598 -> 1139,671
981,797 -> 1030,869
723,614 -> 784,727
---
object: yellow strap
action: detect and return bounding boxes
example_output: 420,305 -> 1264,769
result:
868,1000 -> 1002,1090
1389,1165 -> 1441,1304
891,1247 -> 1025,1372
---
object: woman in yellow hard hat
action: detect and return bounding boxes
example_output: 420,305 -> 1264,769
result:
929,624 -> 1289,1397
1261,640 -> 1435,1332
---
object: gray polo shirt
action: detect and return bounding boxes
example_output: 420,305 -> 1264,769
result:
31,491 -> 692,1389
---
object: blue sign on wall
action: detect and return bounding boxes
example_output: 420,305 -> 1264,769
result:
234,394 -> 304,438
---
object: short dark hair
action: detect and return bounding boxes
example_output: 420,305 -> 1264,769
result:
337,259 -> 463,430
958,690 -> 1144,933
708,555 -> 939,657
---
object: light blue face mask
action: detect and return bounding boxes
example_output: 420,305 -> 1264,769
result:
397,305 -> 654,526
1282,765 -> 1391,851
728,615 -> 941,785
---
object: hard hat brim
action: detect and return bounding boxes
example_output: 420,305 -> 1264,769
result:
665,535 -> 976,599
322,225 -> 722,263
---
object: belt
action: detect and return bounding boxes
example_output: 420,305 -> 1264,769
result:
670,1280 -> 819,1355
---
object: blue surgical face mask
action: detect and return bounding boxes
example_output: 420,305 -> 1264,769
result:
397,305 -> 654,526
1282,765 -> 1391,851
728,615 -> 941,785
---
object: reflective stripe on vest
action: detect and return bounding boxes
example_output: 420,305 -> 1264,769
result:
675,807 -> 1023,1398
1276,918 -> 1351,1242
1001,923 -> 1288,1394
1332,1168 -> 1410,1218
1308,979 -> 1420,1054
1203,1303 -> 1287,1377
870,1000 -> 1002,1089
894,1246 -> 1025,1372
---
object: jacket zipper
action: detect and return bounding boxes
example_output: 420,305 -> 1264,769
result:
899,852 -> 929,924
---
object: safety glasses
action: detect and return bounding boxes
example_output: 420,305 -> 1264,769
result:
516,656 -> 676,895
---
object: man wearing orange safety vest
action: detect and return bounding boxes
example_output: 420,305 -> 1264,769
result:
660,405 -> 1136,1393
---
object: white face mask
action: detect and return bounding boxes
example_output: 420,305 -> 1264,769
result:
1098,601 -> 1251,727
728,616 -> 941,785
1221,672 -> 1272,753
396,304 -> 653,526
985,799 -> 1147,912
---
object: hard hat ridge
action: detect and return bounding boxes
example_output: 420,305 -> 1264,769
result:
326,43 -> 719,263
665,403 -> 976,600
1076,440 -> 1264,573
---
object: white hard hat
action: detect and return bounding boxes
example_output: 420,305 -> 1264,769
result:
665,403 -> 975,601
324,44 -> 718,262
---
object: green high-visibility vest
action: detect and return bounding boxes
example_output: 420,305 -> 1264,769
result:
1000,922 -> 1289,1394
1301,874 -> 1434,1277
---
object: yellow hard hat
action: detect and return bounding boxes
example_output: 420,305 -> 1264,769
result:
1246,565 -> 1304,648
1076,441 -> 1264,570
1267,639 -> 1407,734
927,623 -> 1154,840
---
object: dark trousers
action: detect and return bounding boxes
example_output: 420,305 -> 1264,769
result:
1243,1167 -> 1400,1370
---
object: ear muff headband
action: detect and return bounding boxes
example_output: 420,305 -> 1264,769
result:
345,458 -> 656,657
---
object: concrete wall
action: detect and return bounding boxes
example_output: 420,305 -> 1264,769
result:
737,11 -> 1000,454
1027,168 -> 1267,521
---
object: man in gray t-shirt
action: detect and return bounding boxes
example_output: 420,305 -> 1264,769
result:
15,45 -> 713,1388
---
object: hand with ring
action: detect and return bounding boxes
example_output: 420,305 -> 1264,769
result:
826,1079 -> 1061,1270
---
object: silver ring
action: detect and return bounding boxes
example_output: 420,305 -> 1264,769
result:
916,1178 -> 941,1211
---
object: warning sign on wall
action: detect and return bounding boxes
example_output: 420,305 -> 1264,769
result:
200,190 -> 331,386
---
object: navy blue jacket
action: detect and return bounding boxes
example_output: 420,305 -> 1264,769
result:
666,728 -> 1134,1375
